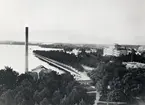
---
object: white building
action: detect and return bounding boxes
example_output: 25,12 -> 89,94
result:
65,49 -> 82,56
103,44 -> 128,57
138,46 -> 145,53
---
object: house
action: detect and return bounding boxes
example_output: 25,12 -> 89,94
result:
31,65 -> 52,79
31,65 -> 52,73
103,44 -> 128,57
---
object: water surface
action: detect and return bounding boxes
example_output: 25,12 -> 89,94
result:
0,45 -> 63,74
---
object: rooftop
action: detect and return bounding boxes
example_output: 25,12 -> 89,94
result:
31,65 -> 52,73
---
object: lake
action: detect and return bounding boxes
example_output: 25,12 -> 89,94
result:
0,45 -> 64,74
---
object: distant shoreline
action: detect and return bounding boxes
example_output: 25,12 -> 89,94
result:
0,41 -> 41,46
0,41 -> 142,49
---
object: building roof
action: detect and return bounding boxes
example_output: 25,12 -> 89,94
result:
31,65 -> 52,73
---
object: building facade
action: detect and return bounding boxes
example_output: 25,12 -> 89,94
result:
103,44 -> 128,57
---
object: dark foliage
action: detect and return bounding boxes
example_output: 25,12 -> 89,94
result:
89,61 -> 145,104
117,52 -> 145,63
0,67 -> 93,105
0,66 -> 18,89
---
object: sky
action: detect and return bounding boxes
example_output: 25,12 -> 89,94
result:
0,0 -> 145,45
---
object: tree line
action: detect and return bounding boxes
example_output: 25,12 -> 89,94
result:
33,49 -> 103,71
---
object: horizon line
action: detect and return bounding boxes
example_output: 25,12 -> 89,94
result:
0,40 -> 143,46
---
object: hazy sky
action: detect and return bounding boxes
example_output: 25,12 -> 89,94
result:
0,0 -> 145,44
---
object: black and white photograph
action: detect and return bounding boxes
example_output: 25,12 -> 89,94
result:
0,0 -> 145,105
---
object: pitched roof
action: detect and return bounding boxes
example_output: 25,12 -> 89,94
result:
31,65 -> 52,73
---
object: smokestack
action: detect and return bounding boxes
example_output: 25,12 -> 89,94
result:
25,27 -> 29,73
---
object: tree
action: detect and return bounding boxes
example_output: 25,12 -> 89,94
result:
67,88 -> 79,104
121,69 -> 145,99
0,85 -> 8,96
60,95 -> 69,105
15,90 -> 24,105
0,89 -> 16,105
107,89 -> 128,102
52,90 -> 62,105
65,81 -> 78,95
0,67 -> 18,89
78,99 -> 87,105
33,90 -> 42,104
38,87 -> 51,101
40,98 -> 51,105
19,99 -> 34,105
67,86 -> 88,105
16,73 -> 33,85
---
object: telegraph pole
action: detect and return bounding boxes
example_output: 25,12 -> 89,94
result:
25,26 -> 29,73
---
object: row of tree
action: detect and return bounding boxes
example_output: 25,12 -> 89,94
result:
0,67 -> 95,105
33,50 -> 84,71
33,49 -> 103,71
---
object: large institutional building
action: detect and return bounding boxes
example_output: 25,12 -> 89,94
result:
103,44 -> 129,57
